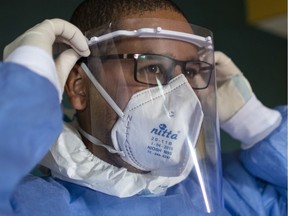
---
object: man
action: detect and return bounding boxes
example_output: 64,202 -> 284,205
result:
1,0 -> 286,215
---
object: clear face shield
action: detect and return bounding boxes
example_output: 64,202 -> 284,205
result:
79,18 -> 222,214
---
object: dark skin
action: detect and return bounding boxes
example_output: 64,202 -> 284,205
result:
65,9 -> 199,173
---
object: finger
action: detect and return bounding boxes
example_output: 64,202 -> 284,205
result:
55,48 -> 81,92
48,19 -> 90,57
215,51 -> 241,79
214,51 -> 231,65
53,43 -> 70,57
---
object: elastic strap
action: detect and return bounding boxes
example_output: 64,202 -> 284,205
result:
81,63 -> 124,118
78,126 -> 125,156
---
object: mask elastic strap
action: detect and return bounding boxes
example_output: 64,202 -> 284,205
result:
78,127 -> 125,157
80,63 -> 125,118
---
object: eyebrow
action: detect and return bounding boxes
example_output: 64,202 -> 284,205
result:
142,50 -> 198,61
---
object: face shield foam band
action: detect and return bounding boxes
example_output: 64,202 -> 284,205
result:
87,27 -> 213,49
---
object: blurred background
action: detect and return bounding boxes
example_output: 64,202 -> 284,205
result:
0,0 -> 287,152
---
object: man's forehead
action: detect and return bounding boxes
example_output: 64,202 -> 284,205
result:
114,18 -> 194,34
113,37 -> 198,59
90,36 -> 198,60
116,8 -> 190,30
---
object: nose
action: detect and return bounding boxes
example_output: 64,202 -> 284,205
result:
173,64 -> 184,77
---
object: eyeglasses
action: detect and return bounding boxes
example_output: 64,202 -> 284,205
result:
97,53 -> 213,89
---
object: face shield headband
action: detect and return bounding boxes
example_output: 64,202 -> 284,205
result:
87,26 -> 213,49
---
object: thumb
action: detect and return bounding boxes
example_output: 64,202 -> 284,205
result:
55,48 -> 80,94
214,51 -> 231,65
215,51 -> 242,81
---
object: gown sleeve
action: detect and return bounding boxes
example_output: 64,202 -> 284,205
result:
0,50 -> 63,214
240,106 -> 287,191
222,106 -> 287,216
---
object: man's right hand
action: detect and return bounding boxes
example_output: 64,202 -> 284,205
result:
3,18 -> 90,98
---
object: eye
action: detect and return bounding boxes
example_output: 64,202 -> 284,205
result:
138,61 -> 167,75
183,61 -> 213,89
183,62 -> 202,79
183,68 -> 198,78
136,54 -> 173,85
137,63 -> 168,85
144,64 -> 162,74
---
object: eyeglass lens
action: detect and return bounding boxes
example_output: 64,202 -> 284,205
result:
136,54 -> 212,89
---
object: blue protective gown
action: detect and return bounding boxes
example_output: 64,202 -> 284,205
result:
0,62 -> 287,216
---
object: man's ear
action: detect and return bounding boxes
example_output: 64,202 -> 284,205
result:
65,64 -> 88,110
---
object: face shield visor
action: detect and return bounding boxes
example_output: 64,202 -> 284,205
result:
78,18 -> 222,214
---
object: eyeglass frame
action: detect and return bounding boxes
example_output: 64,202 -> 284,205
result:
85,53 -> 213,90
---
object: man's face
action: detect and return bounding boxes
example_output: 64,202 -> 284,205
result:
78,9 -> 201,172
